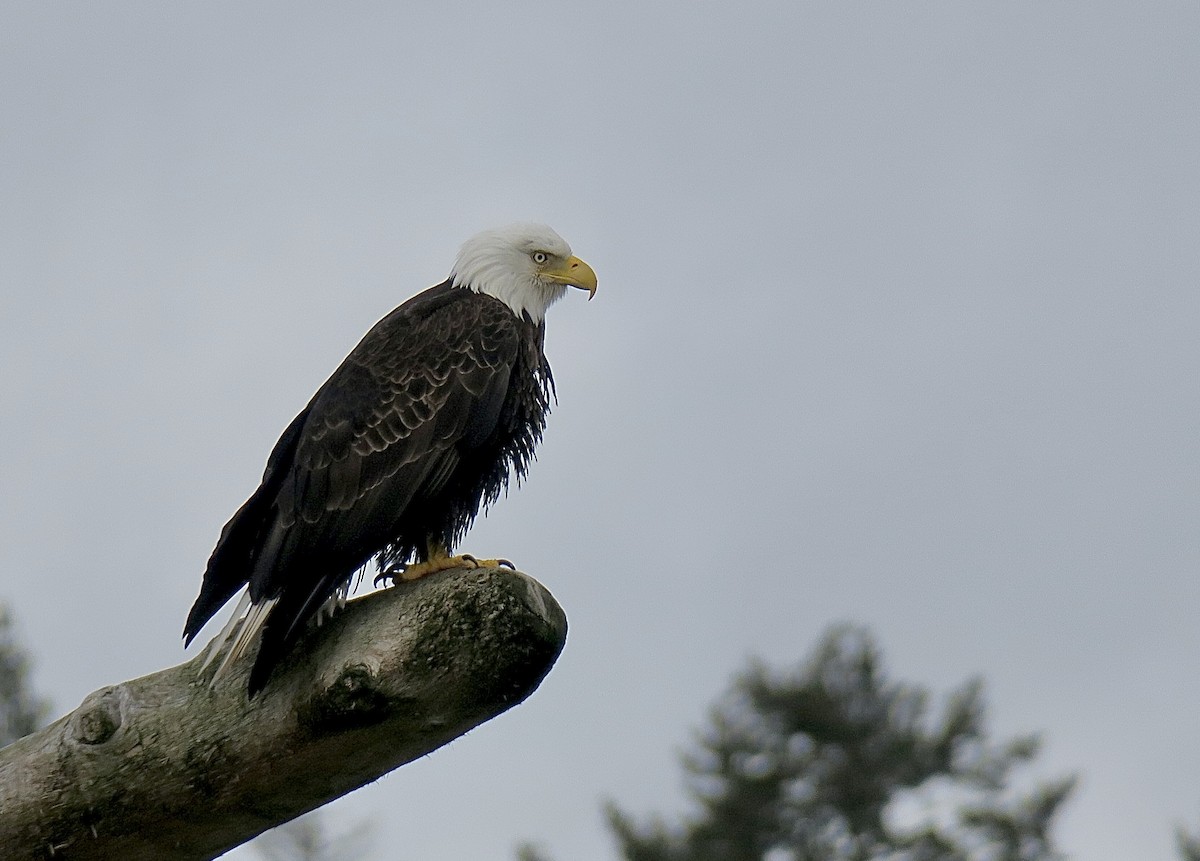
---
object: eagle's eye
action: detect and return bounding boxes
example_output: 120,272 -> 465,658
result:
532,251 -> 549,265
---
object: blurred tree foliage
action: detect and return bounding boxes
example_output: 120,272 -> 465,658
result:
1178,822 -> 1200,861
0,603 -> 50,747
252,809 -> 374,861
539,624 -> 1079,861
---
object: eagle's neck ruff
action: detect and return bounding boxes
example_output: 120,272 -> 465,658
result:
453,274 -> 565,323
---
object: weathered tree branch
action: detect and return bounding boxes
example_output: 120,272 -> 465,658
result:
0,567 -> 567,861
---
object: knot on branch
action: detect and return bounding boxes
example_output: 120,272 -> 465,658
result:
300,663 -> 392,732
70,687 -> 123,746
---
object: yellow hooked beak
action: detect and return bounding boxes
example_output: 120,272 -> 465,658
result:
543,255 -> 598,300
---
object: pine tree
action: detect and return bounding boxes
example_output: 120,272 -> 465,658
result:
606,625 -> 1075,861
0,603 -> 50,747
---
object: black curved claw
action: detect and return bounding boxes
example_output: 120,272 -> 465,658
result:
373,564 -> 408,588
497,558 -> 516,569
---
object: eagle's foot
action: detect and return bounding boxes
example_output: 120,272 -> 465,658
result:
392,553 -> 492,582
375,552 -> 516,587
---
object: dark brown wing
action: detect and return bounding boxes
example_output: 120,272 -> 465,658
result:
184,283 -> 523,691
262,288 -> 518,584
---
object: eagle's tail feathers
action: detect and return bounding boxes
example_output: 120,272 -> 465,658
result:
204,594 -> 279,688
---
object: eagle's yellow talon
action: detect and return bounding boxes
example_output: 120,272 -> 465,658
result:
376,548 -> 516,587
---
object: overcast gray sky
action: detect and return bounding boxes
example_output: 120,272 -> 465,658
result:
2,3 -> 1198,859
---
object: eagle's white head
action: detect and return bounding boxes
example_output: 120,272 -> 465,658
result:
450,223 -> 597,323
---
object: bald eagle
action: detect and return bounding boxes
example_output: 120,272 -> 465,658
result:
183,224 -> 596,694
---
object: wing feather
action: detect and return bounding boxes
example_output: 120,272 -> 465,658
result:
268,292 -> 517,566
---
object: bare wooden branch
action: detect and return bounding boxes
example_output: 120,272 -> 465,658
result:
0,567 -> 567,861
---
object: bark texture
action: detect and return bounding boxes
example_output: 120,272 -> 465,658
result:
0,567 -> 567,861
